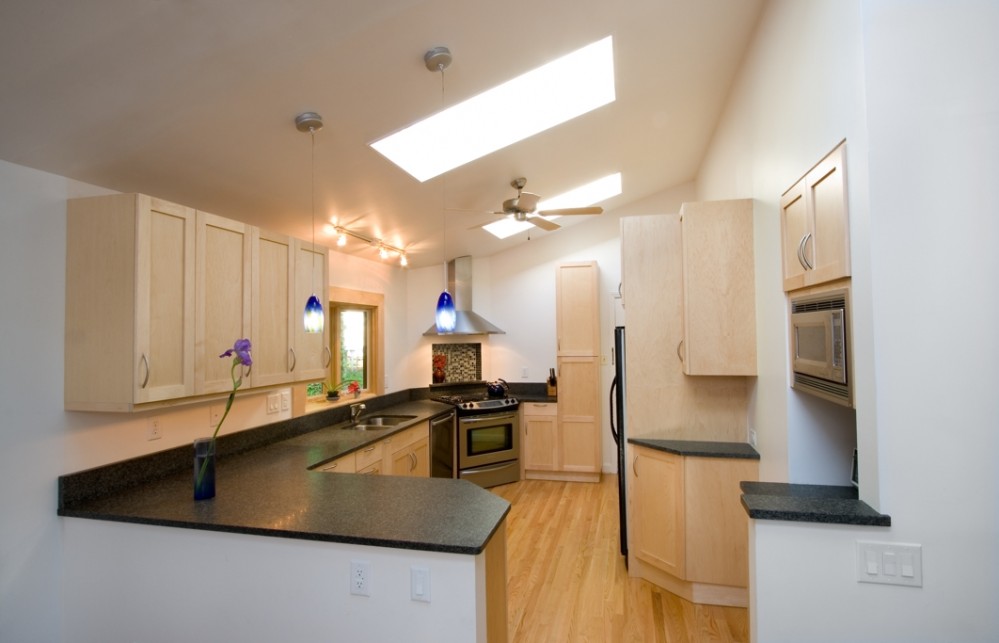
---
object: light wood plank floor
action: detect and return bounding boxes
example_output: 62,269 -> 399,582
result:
491,476 -> 749,643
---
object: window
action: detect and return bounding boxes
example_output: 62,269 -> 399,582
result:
327,287 -> 384,396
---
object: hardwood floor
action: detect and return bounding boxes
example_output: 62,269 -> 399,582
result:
491,476 -> 749,643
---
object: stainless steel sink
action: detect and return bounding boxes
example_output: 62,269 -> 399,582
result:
343,414 -> 416,430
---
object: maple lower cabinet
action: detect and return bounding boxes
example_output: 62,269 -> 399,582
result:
196,212 -> 252,394
781,140 -> 850,291
628,443 -> 759,607
386,423 -> 430,477
66,194 -> 196,411
522,403 -> 558,474
557,356 -> 601,479
315,423 -> 430,478
679,199 -> 756,376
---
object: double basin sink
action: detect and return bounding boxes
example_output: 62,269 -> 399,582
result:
342,414 -> 416,431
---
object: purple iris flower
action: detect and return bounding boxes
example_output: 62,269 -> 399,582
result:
220,338 -> 252,366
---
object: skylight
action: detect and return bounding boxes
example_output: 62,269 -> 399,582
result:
483,172 -> 622,239
370,36 -> 616,182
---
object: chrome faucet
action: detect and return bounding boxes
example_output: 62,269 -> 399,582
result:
350,403 -> 366,424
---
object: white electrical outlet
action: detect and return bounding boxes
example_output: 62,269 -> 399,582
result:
350,560 -> 371,596
521,366 -> 529,379
410,566 -> 431,603
280,390 -> 290,411
146,418 -> 162,441
856,541 -> 922,587
749,428 -> 757,447
266,392 -> 280,414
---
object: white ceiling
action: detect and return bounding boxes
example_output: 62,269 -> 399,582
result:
0,0 -> 763,268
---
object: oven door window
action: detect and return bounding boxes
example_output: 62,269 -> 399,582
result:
466,424 -> 513,457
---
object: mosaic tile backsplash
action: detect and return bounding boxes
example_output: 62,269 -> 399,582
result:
432,343 -> 482,383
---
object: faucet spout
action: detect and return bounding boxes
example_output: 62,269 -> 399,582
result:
350,403 -> 366,424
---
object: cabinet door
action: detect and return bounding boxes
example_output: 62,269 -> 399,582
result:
390,437 -> 430,477
252,229 -> 295,386
196,212 -> 252,394
293,239 -> 331,381
781,141 -> 850,291
134,196 -> 197,404
556,262 -> 599,356
523,404 -> 558,471
630,446 -> 685,578
807,143 -> 850,284
557,357 -> 601,473
679,199 -> 756,376
780,183 -> 810,289
315,452 -> 357,474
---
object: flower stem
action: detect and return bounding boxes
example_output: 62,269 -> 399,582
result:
195,360 -> 241,488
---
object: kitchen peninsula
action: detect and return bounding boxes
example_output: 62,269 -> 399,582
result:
58,395 -> 508,643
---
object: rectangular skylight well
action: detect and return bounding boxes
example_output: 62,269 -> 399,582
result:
371,36 -> 616,182
483,172 -> 622,239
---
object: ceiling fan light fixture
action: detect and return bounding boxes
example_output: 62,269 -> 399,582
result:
371,36 -> 616,182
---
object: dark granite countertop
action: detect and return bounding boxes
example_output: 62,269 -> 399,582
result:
58,397 -> 510,555
628,437 -> 760,459
740,481 -> 891,527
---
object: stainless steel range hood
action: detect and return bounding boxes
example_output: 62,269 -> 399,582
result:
424,256 -> 505,335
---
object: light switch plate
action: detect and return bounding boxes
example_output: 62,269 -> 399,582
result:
856,541 -> 922,587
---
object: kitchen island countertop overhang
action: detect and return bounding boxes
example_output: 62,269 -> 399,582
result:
58,398 -> 511,555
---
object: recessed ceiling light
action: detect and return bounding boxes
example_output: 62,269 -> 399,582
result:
371,36 -> 616,182
483,172 -> 622,239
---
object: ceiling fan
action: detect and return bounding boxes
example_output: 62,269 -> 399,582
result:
471,177 -> 604,232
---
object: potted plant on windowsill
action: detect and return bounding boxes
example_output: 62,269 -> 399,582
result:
326,379 -> 361,400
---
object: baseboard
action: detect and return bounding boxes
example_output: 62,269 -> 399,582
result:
525,470 -> 602,483
628,555 -> 749,608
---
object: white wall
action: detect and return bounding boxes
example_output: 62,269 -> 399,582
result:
63,519 -> 485,643
698,1 -> 999,640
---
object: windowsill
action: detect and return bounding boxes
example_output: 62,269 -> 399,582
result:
303,393 -> 376,416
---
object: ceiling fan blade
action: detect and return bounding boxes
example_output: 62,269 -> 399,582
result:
516,191 -> 541,213
536,206 -> 604,216
528,215 -> 561,231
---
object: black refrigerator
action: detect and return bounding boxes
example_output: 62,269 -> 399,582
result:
609,326 -> 628,559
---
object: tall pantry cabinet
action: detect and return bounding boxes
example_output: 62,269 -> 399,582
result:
541,261 -> 601,482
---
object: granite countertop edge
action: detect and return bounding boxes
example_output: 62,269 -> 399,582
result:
58,390 -> 516,556
627,437 -> 760,460
740,481 -> 891,527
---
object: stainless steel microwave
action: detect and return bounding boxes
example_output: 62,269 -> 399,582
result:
790,289 -> 851,406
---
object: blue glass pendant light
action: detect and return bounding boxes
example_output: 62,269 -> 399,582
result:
429,47 -> 456,335
435,288 -> 456,333
297,112 -> 324,334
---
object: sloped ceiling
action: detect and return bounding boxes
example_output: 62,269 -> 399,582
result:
0,0 -> 763,267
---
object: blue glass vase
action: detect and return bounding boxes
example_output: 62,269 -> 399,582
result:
193,438 -> 216,500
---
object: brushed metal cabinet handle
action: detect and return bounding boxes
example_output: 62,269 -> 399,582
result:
801,232 -> 814,270
139,354 -> 150,389
289,347 -> 297,372
676,340 -> 684,362
323,345 -> 332,368
633,454 -> 639,478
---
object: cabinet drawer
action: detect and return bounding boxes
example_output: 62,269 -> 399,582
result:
315,453 -> 356,474
523,402 -> 557,416
384,423 -> 428,451
354,442 -> 384,470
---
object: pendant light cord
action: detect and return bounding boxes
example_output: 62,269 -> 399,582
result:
439,63 -> 447,289
311,127 -> 317,295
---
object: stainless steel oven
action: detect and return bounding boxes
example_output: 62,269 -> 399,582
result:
433,393 -> 520,488
458,410 -> 520,487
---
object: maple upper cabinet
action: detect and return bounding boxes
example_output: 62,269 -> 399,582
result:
196,212 -> 252,394
555,261 -> 600,357
66,194 -> 331,411
292,238 -> 331,381
781,141 -> 850,291
679,199 -> 757,376
66,194 -> 196,411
